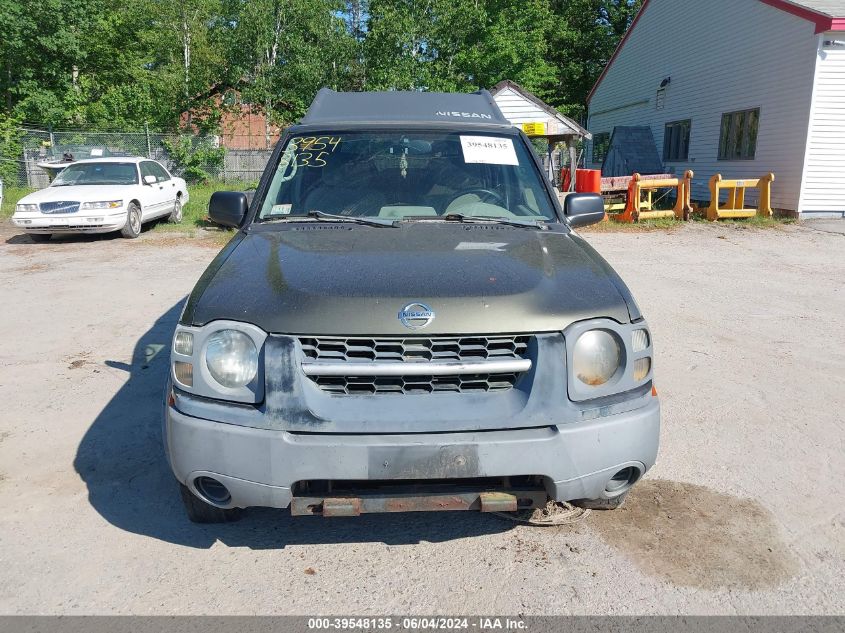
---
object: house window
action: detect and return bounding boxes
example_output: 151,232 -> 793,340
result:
718,108 -> 760,160
592,133 -> 610,163
663,120 -> 691,162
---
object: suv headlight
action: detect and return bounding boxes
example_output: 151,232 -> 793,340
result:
565,319 -> 653,402
81,200 -> 122,210
15,203 -> 39,213
170,320 -> 266,403
206,330 -> 258,388
572,330 -> 623,386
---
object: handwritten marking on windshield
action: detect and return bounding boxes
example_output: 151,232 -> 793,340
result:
291,136 -> 342,168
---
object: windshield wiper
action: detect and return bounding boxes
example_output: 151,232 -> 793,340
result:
261,210 -> 397,228
441,213 -> 546,229
308,210 -> 397,227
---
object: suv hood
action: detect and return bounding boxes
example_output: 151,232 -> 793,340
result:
186,223 -> 634,335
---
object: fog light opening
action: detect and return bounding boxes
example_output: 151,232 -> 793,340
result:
605,467 -> 641,495
194,476 -> 231,505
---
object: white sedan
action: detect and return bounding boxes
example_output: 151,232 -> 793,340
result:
12,157 -> 189,241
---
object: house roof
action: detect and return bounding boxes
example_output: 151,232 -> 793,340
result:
782,0 -> 845,17
300,88 -> 511,128
588,0 -> 845,104
760,0 -> 845,27
490,80 -> 591,139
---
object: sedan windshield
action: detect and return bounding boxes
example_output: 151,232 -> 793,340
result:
257,131 -> 558,223
52,162 -> 139,186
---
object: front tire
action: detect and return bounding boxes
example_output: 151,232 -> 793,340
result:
29,233 -> 52,243
120,202 -> 142,239
167,196 -> 183,224
179,484 -> 242,523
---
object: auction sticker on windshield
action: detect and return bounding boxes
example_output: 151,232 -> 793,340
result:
460,136 -> 519,166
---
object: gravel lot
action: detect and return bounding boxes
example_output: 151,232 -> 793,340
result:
0,220 -> 843,615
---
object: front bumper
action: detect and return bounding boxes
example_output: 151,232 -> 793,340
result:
12,210 -> 128,234
165,397 -> 660,511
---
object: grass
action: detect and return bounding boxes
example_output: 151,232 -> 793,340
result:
581,216 -> 681,233
698,214 -> 797,229
1,186 -> 34,219
582,210 -> 798,233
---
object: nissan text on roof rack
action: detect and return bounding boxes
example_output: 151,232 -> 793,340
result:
165,88 -> 659,522
12,157 -> 188,241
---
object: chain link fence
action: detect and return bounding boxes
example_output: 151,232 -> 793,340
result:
0,126 -> 275,191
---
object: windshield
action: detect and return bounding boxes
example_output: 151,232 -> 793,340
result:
52,162 -> 139,186
256,131 -> 558,223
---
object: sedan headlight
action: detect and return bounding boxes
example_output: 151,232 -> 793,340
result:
205,330 -> 259,388
81,200 -> 123,210
15,203 -> 39,213
572,330 -> 623,386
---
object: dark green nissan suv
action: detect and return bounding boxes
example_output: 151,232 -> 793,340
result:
164,89 -> 659,522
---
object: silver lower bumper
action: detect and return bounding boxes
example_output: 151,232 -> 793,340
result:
165,397 -> 660,511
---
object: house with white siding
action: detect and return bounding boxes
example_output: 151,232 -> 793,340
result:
586,0 -> 845,218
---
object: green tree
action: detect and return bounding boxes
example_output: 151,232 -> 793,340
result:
76,0 -> 177,128
364,0 -> 555,96
0,113 -> 23,184
0,0 -> 642,131
162,135 -> 225,182
223,0 -> 356,137
455,0 -> 557,98
0,0 -> 90,124
132,0 -> 227,125
0,0 -> 183,128
546,0 -> 642,118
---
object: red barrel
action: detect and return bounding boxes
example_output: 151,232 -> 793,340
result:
575,169 -> 602,194
561,168 -> 572,192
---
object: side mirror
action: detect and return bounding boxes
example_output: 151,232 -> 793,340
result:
143,174 -> 157,185
563,193 -> 606,228
209,191 -> 249,228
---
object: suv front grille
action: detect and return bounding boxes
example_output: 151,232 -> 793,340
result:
300,335 -> 529,363
299,335 -> 532,396
312,373 -> 521,395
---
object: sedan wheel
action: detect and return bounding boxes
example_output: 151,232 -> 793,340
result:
168,197 -> 183,224
121,203 -> 142,239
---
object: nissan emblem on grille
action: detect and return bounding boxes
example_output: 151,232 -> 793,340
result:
398,303 -> 435,329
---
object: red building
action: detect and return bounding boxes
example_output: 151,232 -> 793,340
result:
181,92 -> 282,150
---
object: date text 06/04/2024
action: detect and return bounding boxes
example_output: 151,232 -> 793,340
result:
307,617 -> 528,631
